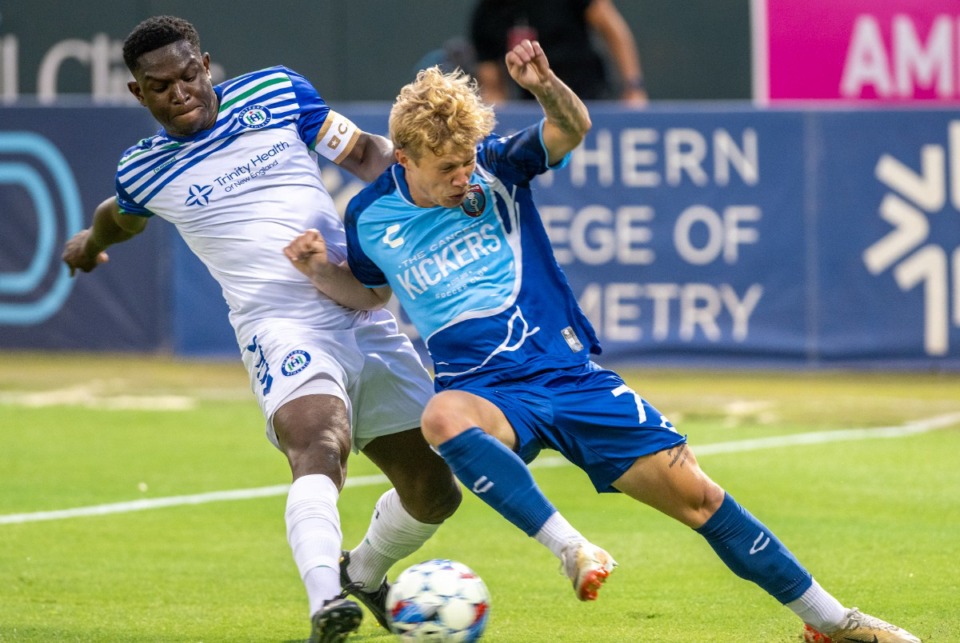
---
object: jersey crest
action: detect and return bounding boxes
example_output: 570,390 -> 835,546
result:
461,184 -> 485,217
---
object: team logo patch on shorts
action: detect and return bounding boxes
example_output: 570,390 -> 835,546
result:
461,184 -> 485,217
281,350 -> 311,376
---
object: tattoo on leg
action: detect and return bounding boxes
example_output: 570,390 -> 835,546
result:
668,444 -> 688,469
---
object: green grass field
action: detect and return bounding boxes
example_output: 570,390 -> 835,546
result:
1,353 -> 958,642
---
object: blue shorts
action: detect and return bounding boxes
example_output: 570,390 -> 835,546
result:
455,361 -> 687,493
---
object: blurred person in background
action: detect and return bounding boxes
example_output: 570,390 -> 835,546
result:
470,0 -> 647,105
412,35 -> 477,78
60,15 -> 461,643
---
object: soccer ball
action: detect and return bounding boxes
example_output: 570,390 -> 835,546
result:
386,558 -> 491,641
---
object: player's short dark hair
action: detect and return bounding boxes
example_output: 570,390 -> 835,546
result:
122,15 -> 201,73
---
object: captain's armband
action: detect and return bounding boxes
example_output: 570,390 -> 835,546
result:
313,110 -> 361,164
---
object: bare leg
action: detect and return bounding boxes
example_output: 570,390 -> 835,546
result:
610,443 -> 723,528
342,428 -> 462,590
273,394 -> 353,617
362,427 -> 461,523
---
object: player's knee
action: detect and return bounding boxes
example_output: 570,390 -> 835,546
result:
274,394 -> 352,459
283,431 -> 351,484
420,393 -> 469,446
692,479 -> 726,525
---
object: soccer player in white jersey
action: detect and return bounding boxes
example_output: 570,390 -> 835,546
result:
284,39 -> 922,642
61,15 -> 461,643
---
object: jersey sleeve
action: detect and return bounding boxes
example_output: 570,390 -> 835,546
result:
284,68 -> 330,143
114,146 -> 154,217
478,120 -> 571,184
344,198 -> 389,288
115,183 -> 151,216
284,67 -> 361,164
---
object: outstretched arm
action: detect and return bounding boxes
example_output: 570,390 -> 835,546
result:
504,39 -> 592,165
62,197 -> 148,276
284,229 -> 392,311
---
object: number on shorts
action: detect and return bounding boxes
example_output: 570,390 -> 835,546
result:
612,384 -> 646,424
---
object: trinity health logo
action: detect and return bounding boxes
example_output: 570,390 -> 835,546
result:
185,184 -> 212,207
863,121 -> 960,356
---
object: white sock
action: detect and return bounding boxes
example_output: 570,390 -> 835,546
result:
786,579 -> 848,632
533,511 -> 585,559
285,474 -> 343,617
346,489 -> 441,588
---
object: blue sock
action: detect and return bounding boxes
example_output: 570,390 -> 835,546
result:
695,492 -> 813,603
438,428 -> 556,536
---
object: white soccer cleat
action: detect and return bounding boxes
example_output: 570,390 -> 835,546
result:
803,608 -> 921,643
560,541 -> 617,601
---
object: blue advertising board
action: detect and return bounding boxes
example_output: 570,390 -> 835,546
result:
1,103 -> 957,369
0,106 -> 168,352
816,112 -> 960,362
499,107 -> 811,363
351,105 -> 960,368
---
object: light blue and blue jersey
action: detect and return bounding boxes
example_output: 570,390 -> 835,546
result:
348,120 -> 685,492
345,122 -> 601,386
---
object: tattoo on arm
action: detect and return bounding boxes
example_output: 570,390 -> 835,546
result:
540,92 -> 576,135
539,85 -> 589,138
667,444 -> 689,469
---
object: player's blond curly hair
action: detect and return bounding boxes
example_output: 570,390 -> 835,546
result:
389,66 -> 496,160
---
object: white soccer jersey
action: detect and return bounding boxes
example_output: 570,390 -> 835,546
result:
115,66 -> 367,341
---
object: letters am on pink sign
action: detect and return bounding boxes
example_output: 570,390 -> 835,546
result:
752,0 -> 960,103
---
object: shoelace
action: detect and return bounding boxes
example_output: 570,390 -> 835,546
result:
337,581 -> 365,600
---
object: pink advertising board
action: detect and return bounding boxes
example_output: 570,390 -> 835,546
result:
752,0 -> 960,103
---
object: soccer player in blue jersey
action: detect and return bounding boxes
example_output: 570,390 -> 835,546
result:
61,15 -> 462,643
285,39 -> 921,642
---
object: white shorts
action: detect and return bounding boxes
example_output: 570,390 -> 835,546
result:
239,313 -> 433,452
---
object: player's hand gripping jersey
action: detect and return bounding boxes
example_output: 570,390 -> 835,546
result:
345,122 -> 601,386
114,66 -> 365,340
